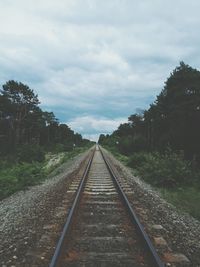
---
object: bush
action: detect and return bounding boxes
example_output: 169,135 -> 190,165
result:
46,143 -> 74,153
63,143 -> 73,152
160,187 -> 200,220
128,152 -> 150,169
0,159 -> 11,170
0,173 -> 18,199
118,135 -> 147,156
128,151 -> 195,188
15,163 -> 45,186
17,145 -> 45,163
118,136 -> 134,155
0,162 -> 46,200
131,135 -> 148,153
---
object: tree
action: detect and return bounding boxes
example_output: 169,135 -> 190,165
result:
100,62 -> 200,163
0,80 -> 88,157
1,80 -> 40,147
154,62 -> 200,159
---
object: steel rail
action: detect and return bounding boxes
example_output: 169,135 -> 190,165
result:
49,149 -> 95,267
99,146 -> 165,267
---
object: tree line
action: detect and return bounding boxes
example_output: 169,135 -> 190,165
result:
0,80 -> 90,159
99,62 -> 200,164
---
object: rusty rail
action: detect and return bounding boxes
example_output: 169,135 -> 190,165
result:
49,149 -> 95,267
49,146 -> 164,267
99,146 -> 165,267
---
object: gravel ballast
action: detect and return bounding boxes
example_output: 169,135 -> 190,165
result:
0,149 -> 92,267
103,148 -> 200,267
1,146 -> 200,267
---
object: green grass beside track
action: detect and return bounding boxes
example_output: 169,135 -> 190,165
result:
103,145 -> 200,221
0,146 -> 90,200
159,187 -> 200,221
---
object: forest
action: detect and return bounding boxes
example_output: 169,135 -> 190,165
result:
99,62 -> 200,220
0,80 -> 90,158
0,80 -> 92,199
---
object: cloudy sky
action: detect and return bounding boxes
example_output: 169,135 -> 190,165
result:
0,0 -> 200,141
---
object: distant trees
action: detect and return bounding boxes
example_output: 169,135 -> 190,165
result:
0,80 -> 90,158
99,62 -> 200,163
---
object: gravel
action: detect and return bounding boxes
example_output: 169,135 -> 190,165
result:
1,146 -> 200,267
103,148 -> 200,267
0,149 -> 91,267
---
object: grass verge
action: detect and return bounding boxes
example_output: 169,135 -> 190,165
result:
0,145 -> 91,200
159,187 -> 200,220
103,145 -> 200,221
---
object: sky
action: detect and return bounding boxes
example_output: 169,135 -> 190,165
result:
0,0 -> 200,141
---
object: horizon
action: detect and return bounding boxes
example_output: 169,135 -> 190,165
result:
1,1 -> 200,141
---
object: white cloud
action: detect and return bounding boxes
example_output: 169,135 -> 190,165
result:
0,0 -> 200,139
82,134 -> 99,142
67,116 -> 127,141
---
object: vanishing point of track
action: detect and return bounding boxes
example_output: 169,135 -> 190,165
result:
49,146 -> 164,267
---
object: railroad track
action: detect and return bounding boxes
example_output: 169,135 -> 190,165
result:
50,146 -> 164,267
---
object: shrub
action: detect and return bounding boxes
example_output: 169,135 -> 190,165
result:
128,151 -> 195,188
160,187 -> 200,220
128,152 -> 151,169
131,135 -> 148,153
0,173 -> 18,199
0,162 -> 46,200
0,159 -> 10,170
63,143 -> 73,152
118,136 -> 134,155
15,163 -> 45,186
17,145 -> 45,163
118,135 -> 147,156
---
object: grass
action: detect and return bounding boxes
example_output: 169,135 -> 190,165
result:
102,145 -> 200,221
159,187 -> 200,220
101,145 -> 129,165
45,146 -> 92,176
0,145 -> 91,200
0,162 -> 45,200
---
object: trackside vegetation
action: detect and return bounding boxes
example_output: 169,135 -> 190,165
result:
0,80 -> 94,199
99,62 -> 200,220
0,146 -> 91,200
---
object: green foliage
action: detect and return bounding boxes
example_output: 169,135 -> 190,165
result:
102,144 -> 129,165
48,143 -> 73,153
118,136 -> 133,155
0,143 -> 92,200
127,152 -> 149,169
17,145 -> 45,163
62,143 -> 74,152
0,80 -> 93,157
99,62 -> 200,163
148,61 -> 200,158
0,79 -> 93,199
14,163 -> 45,185
118,135 -> 147,155
112,147 -> 200,220
0,162 -> 45,200
128,151 -> 195,188
99,61 -> 200,220
160,187 -> 200,220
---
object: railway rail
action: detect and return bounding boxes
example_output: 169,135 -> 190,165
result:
49,145 -> 165,267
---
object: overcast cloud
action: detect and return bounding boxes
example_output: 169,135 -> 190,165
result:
0,0 -> 200,141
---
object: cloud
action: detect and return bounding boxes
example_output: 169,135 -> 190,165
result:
0,1 -> 200,139
67,116 -> 127,141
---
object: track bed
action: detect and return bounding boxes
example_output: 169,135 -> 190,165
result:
51,148 -> 163,267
